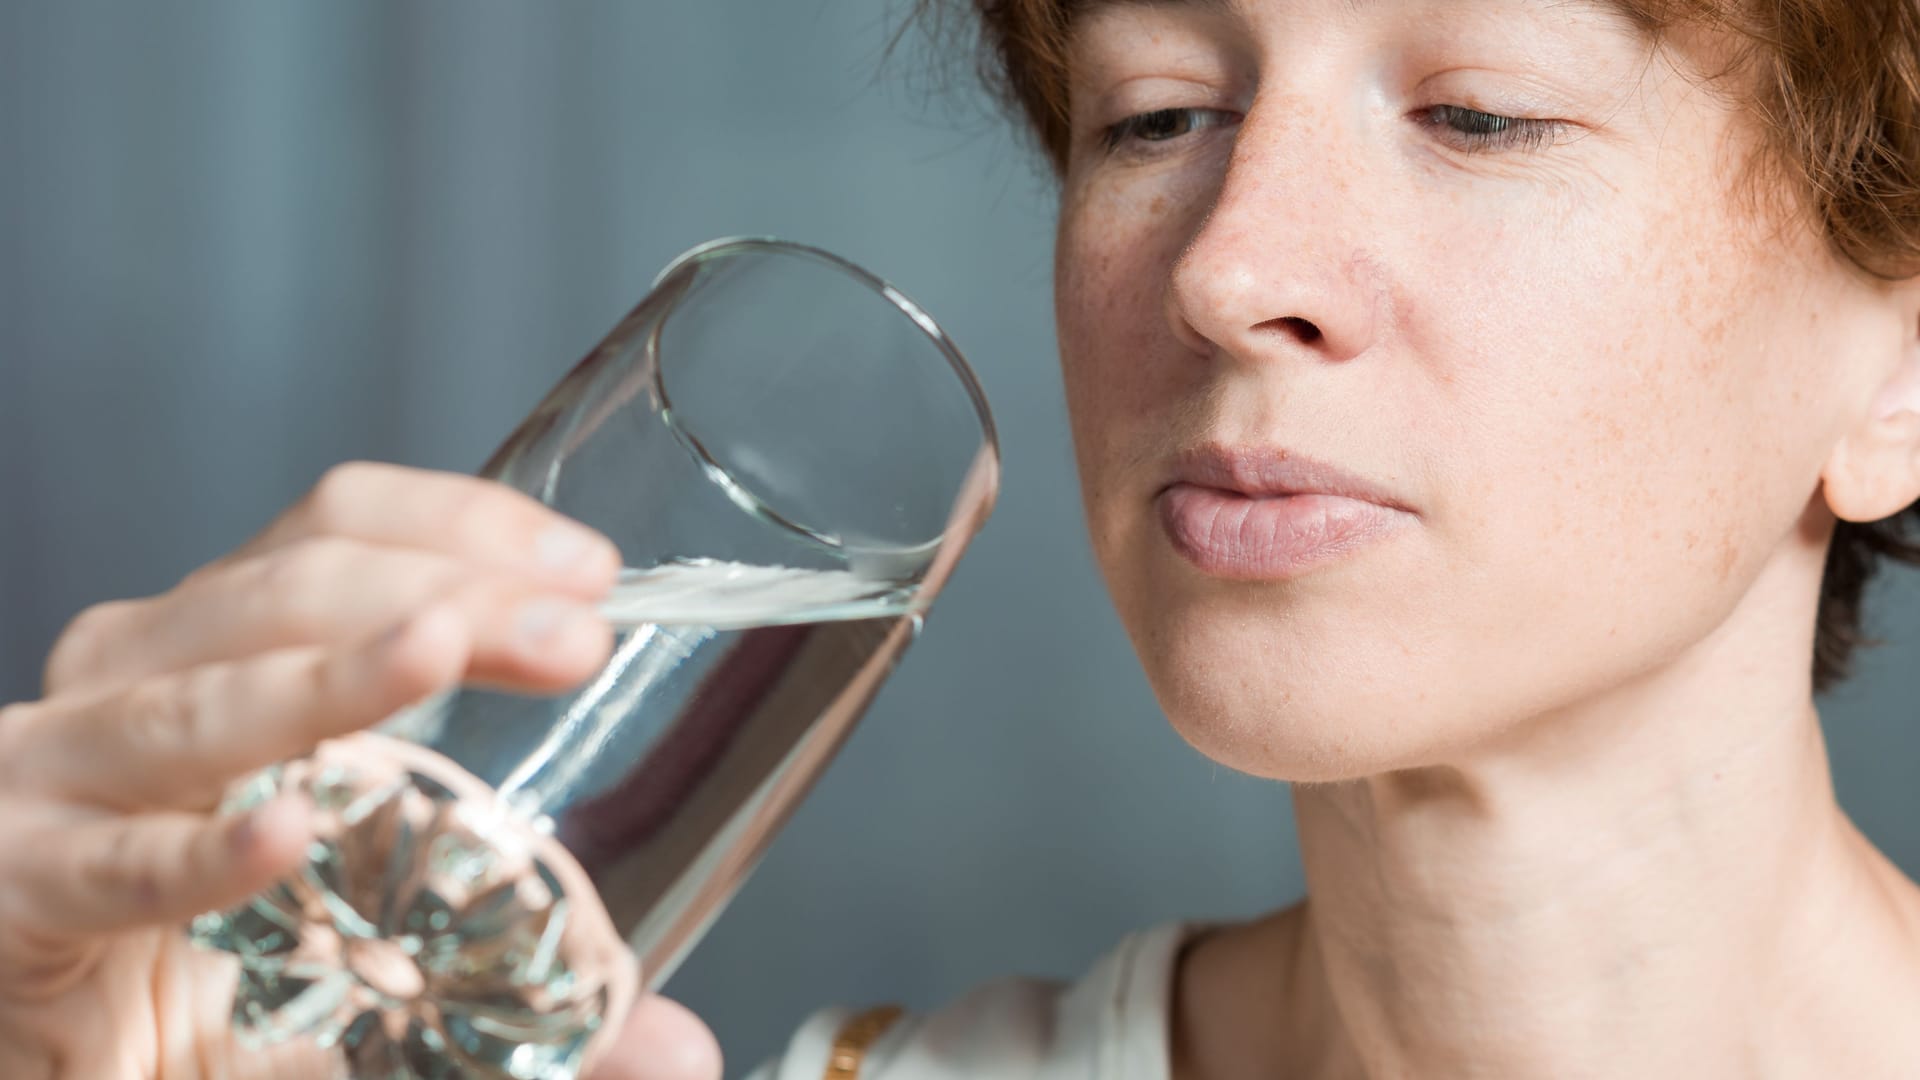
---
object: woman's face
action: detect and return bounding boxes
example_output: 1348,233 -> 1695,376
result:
1055,0 -> 1912,780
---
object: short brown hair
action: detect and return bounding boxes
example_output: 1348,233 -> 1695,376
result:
947,0 -> 1920,691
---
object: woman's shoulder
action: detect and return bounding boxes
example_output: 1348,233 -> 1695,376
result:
742,920 -> 1198,1080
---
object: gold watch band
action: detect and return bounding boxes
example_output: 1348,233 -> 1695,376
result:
822,1004 -> 906,1080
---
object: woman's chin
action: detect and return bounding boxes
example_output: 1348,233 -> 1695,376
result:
1133,628 -> 1498,784
1154,690 -> 1450,784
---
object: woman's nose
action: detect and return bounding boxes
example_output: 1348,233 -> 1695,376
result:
1166,97 -> 1384,367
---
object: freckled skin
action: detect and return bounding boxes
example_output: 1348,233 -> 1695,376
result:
1053,2 -> 1909,781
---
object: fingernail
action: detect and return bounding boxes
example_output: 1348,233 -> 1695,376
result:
516,598 -> 598,651
231,796 -> 308,857
229,801 -> 280,853
536,522 -> 612,575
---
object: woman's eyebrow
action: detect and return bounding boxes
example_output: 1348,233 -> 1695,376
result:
1073,0 -> 1638,24
1075,0 -> 1232,17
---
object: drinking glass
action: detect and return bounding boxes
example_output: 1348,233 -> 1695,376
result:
186,237 -> 1000,1079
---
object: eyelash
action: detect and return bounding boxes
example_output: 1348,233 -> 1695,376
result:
1421,105 -> 1563,153
1097,104 -> 1564,156
1099,107 -> 1234,154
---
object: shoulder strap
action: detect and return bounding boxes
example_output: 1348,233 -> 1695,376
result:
821,1004 -> 906,1079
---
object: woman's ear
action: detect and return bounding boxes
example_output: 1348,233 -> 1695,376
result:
1824,306 -> 1920,524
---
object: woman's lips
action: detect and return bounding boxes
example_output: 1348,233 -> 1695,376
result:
1156,483 -> 1406,579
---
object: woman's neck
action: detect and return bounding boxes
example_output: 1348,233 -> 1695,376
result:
1291,713 -> 1897,1078
1174,554 -> 1920,1079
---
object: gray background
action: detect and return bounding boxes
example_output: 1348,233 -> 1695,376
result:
0,3 -> 1912,1075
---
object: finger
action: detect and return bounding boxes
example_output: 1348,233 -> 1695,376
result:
6,793 -> 311,936
586,996 -> 723,1080
46,537 -> 615,697
211,461 -> 621,591
22,606 -> 515,812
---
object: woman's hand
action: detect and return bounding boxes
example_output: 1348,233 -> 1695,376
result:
0,461 -> 721,1080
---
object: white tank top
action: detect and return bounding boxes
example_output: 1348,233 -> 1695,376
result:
743,921 -> 1194,1080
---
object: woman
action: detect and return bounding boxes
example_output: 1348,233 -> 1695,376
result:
4,0 -> 1919,1076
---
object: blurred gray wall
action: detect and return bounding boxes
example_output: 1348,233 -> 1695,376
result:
0,3 -> 1913,1075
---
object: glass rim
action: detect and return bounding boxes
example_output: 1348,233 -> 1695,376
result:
651,236 -> 1002,467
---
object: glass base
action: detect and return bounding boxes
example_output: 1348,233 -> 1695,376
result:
188,732 -> 638,1080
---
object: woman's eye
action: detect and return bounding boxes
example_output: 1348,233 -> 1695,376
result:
1423,105 -> 1563,153
1100,107 -> 1234,154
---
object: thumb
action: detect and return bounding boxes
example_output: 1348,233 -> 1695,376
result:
586,994 -> 723,1080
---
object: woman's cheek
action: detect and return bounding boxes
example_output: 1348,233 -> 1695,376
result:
1443,184 -> 1799,622
1057,191 -> 1183,423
